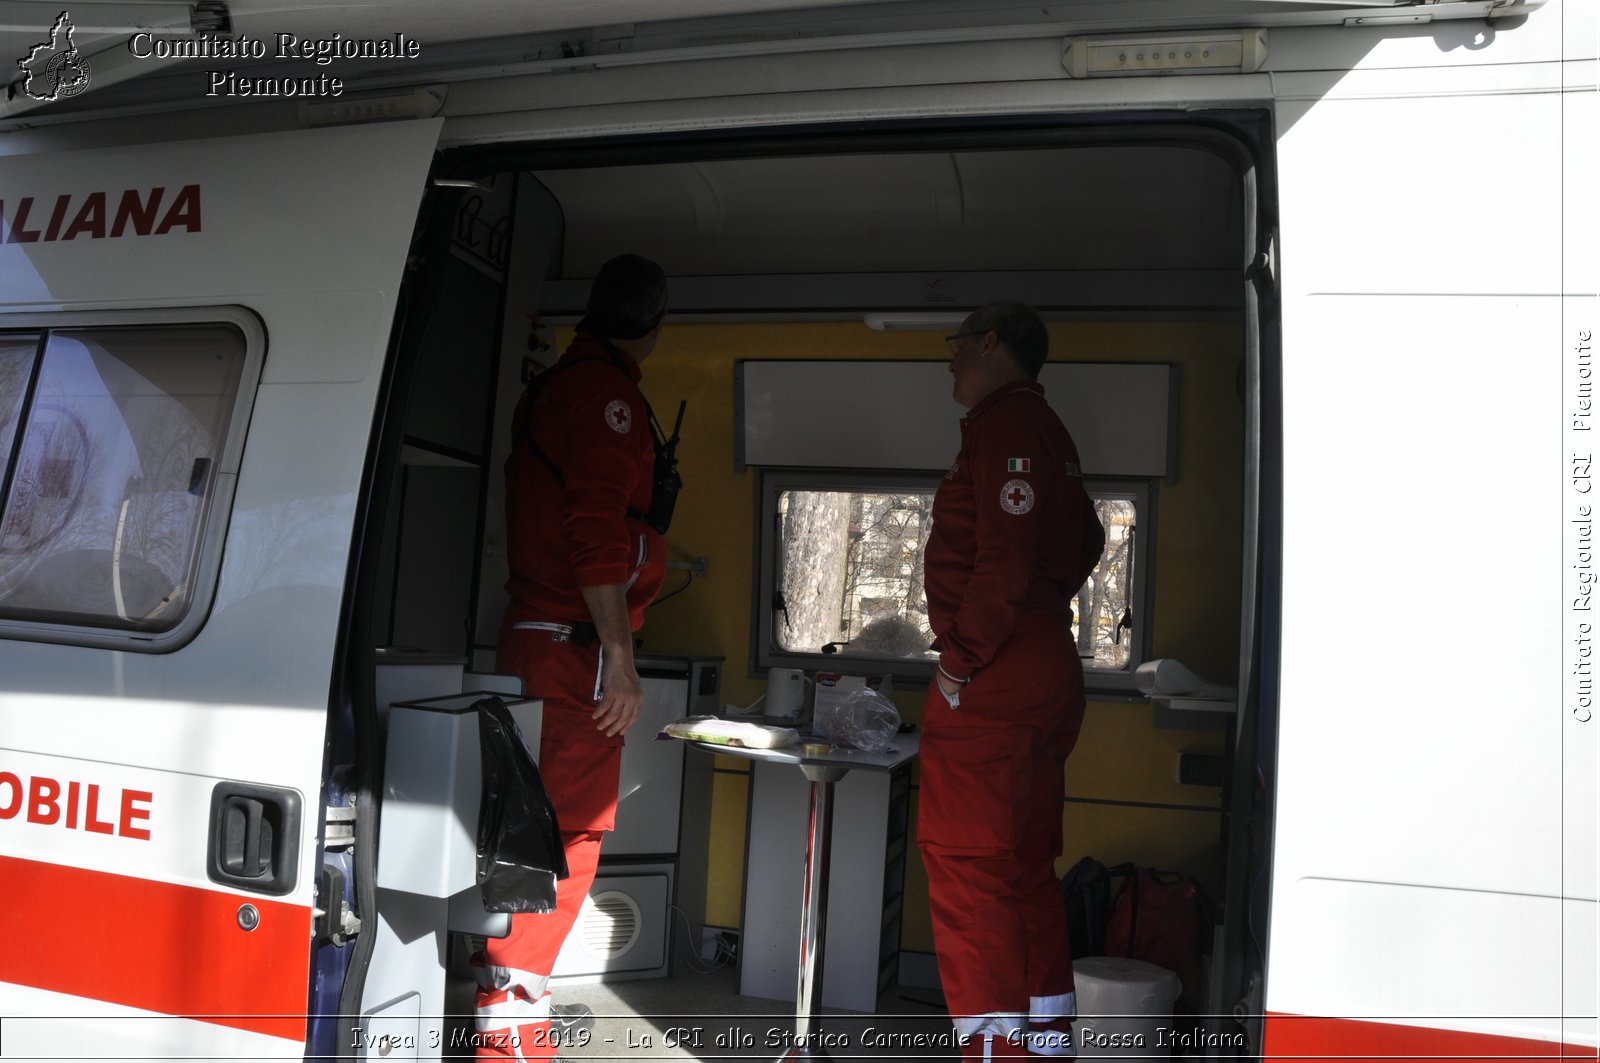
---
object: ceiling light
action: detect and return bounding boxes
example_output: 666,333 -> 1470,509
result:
862,313 -> 965,332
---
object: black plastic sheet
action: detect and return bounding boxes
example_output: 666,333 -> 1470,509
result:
474,696 -> 568,913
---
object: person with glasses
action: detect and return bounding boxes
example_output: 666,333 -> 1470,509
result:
474,254 -> 672,1061
920,301 -> 1105,1061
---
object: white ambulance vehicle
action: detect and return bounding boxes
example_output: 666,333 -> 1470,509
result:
0,0 -> 1594,1059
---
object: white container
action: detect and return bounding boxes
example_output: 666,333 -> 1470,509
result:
1073,956 -> 1181,1058
763,666 -> 812,722
378,691 -> 537,898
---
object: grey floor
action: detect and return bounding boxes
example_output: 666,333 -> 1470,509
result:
553,966 -> 960,1062
441,954 -> 958,1061
443,959 -> 1214,1061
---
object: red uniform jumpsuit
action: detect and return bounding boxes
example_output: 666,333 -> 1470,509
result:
475,334 -> 665,1060
919,380 -> 1102,1060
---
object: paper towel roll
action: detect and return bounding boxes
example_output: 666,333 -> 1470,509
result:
1073,956 -> 1181,1058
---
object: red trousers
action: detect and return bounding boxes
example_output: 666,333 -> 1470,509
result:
917,619 -> 1085,1056
474,613 -> 623,1061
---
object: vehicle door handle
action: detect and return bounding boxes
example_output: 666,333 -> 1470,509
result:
207,782 -> 301,895
220,796 -> 271,876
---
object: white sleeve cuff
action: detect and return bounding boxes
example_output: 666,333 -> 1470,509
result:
938,663 -> 971,685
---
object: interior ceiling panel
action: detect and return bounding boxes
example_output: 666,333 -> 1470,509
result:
534,144 -> 1241,278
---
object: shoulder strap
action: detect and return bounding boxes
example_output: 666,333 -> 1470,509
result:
515,356 -> 586,486
515,346 -> 667,529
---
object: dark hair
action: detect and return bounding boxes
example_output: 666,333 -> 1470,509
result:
967,300 -> 1048,377
581,253 -> 669,340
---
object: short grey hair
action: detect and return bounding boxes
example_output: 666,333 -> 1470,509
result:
966,301 -> 1048,378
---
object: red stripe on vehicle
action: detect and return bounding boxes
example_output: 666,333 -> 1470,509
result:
0,854 -> 310,1042
1265,1012 -> 1598,1061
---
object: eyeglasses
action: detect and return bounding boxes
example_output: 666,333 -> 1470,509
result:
944,330 -> 986,356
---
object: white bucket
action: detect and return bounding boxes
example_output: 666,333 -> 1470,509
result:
1073,956 -> 1181,1058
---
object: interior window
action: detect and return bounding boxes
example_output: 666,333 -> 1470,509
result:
0,324 -> 247,635
775,487 -> 939,659
1081,496 -> 1138,670
757,472 -> 1148,684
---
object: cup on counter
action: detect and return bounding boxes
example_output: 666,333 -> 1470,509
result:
762,667 -> 811,722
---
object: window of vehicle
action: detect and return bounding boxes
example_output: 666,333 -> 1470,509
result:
0,315 -> 258,647
754,470 -> 1151,690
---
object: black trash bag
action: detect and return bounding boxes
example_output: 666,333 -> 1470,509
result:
474,696 -> 568,913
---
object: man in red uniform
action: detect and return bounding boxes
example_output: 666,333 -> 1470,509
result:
919,301 -> 1104,1062
474,254 -> 670,1060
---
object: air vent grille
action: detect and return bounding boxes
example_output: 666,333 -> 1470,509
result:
579,890 -> 642,959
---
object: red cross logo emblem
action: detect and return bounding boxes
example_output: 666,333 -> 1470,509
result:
1000,478 -> 1034,515
605,399 -> 632,434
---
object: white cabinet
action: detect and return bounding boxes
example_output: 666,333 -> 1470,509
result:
739,759 -> 913,1011
552,655 -> 720,982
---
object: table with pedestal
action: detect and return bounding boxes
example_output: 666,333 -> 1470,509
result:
695,737 -> 920,1059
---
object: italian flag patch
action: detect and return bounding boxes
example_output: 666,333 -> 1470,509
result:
1007,458 -> 1031,472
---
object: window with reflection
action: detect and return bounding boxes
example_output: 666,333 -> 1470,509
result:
0,325 -> 247,634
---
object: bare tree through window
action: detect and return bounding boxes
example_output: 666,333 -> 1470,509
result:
772,484 -> 1139,669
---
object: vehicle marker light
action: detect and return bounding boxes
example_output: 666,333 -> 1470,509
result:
1061,31 -> 1268,78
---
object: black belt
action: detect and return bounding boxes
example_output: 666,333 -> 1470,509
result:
511,619 -> 600,647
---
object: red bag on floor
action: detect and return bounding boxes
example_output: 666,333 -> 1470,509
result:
1103,868 -> 1212,1012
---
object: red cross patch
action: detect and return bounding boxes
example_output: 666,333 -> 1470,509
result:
605,399 -> 632,434
1000,478 -> 1034,515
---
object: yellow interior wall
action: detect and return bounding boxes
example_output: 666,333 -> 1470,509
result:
706,768 -> 752,927
632,319 -> 1244,950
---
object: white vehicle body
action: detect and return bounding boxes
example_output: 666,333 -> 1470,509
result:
0,0 -> 1594,1059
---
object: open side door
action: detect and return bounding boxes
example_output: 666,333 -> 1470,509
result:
0,117 -> 441,1059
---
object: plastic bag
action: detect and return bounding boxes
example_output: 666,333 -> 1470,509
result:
661,715 -> 800,748
814,686 -> 900,752
475,696 -> 568,913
